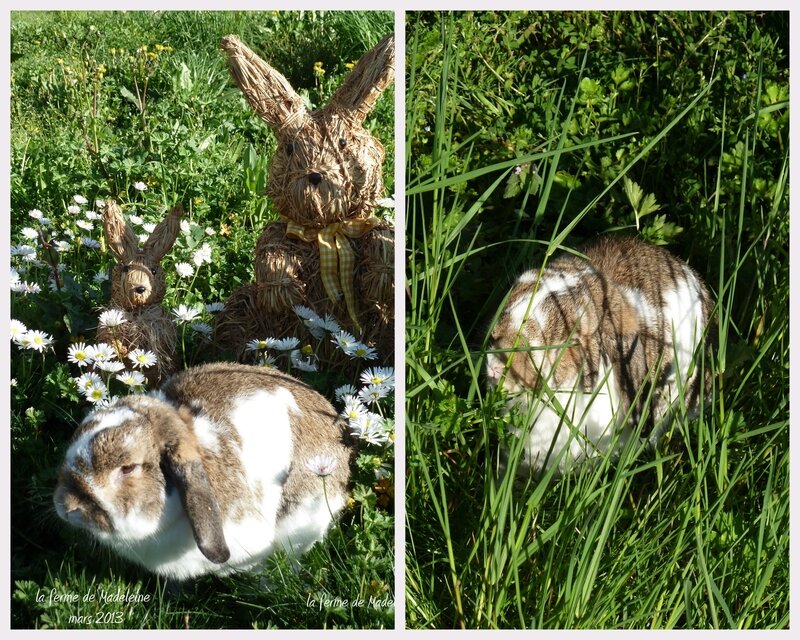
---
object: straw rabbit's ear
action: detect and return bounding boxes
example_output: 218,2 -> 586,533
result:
102,200 -> 139,263
221,34 -> 310,134
161,408 -> 230,564
326,33 -> 395,125
143,204 -> 182,262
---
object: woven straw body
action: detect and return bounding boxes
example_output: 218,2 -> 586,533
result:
96,306 -> 177,385
214,34 -> 395,366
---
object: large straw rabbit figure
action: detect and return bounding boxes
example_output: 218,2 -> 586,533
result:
96,201 -> 182,385
214,34 -> 395,365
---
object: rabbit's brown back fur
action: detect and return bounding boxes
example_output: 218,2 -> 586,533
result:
489,236 -> 713,454
159,363 -> 352,517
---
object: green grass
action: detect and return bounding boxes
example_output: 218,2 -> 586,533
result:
10,10 -> 395,629
405,11 -> 788,629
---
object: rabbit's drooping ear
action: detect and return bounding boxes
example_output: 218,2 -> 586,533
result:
221,35 -> 310,135
326,33 -> 395,125
161,409 -> 230,564
102,200 -> 140,263
143,204 -> 183,262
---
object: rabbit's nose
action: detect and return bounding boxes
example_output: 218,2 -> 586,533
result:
133,286 -> 147,295
308,172 -> 323,186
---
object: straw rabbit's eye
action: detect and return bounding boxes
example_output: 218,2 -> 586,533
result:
120,464 -> 138,476
122,265 -> 130,273
285,143 -> 294,156
338,137 -> 347,148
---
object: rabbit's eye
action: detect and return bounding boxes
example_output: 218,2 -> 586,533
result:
285,143 -> 294,156
120,464 -> 138,476
338,137 -> 347,148
122,265 -> 130,273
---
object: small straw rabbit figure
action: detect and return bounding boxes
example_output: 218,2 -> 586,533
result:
486,236 -> 714,477
96,201 -> 182,385
213,34 -> 395,365
53,363 -> 354,580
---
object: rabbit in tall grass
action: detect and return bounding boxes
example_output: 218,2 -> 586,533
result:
486,236 -> 714,476
53,363 -> 354,580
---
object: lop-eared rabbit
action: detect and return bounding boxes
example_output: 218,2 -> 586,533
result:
54,363 -> 353,580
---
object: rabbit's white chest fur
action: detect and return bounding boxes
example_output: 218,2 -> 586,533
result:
488,237 -> 712,476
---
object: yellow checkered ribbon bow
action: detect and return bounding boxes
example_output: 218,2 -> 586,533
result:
284,217 -> 380,332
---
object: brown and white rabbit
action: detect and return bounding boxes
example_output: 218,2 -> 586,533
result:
486,236 -> 714,476
53,363 -> 353,580
96,201 -> 182,384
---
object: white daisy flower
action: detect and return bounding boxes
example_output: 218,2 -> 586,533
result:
73,194 -> 88,205
95,199 -> 106,209
290,350 -> 318,372
28,209 -> 44,220
116,371 -> 146,387
331,330 -> 357,350
133,181 -> 147,192
67,342 -> 93,367
205,227 -> 216,236
274,336 -> 300,351
192,242 -> 212,266
334,384 -> 357,402
245,338 -> 277,352
305,454 -> 338,477
353,412 -> 390,445
293,305 -> 318,321
87,342 -> 115,362
360,366 -> 396,389
54,240 -> 72,252
320,313 -> 341,333
84,211 -> 101,221
24,330 -> 54,352
258,354 -> 278,368
21,282 -> 42,294
75,372 -> 104,392
21,227 -> 39,240
138,234 -> 150,244
10,319 -> 27,342
172,304 -> 202,323
76,220 -> 94,231
377,196 -> 395,209
142,222 -> 156,233
12,245 -> 37,261
358,384 -> 390,406
81,237 -> 101,249
175,262 -> 194,278
344,342 -> 378,361
93,271 -> 109,283
98,309 -> 127,328
67,204 -> 82,215
128,214 -> 144,226
190,321 -> 212,336
341,394 -> 368,422
85,384 -> 109,404
128,349 -> 158,369
180,220 -> 192,234
95,360 -> 125,373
